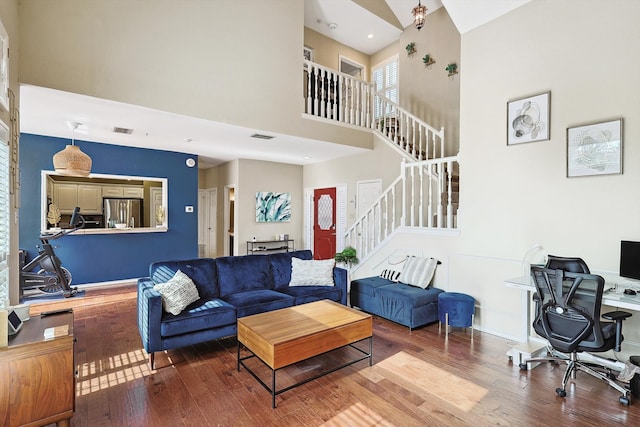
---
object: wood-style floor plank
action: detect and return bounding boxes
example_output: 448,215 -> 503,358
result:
29,284 -> 640,426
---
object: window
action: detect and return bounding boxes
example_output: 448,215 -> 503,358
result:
0,121 -> 8,307
372,55 -> 399,119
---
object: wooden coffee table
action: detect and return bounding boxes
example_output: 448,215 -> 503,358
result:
237,300 -> 373,408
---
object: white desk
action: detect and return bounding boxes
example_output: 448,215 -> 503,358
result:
505,275 -> 640,311
505,275 -> 640,370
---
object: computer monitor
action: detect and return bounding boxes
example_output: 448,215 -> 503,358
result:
620,240 -> 640,281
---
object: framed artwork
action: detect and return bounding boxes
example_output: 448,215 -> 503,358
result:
567,118 -> 622,177
0,18 -> 8,111
507,91 -> 550,145
256,192 -> 291,222
303,46 -> 314,63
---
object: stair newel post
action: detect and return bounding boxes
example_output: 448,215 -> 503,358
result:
417,161 -> 424,227
427,163 -> 433,227
401,159 -> 407,227
436,162 -> 444,228
375,202 -> 381,247
447,159 -> 454,229
355,78 -> 361,126
439,127 -> 445,160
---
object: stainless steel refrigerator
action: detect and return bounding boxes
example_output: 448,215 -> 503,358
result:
103,198 -> 143,228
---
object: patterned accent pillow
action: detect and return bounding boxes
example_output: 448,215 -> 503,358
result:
379,269 -> 402,282
289,258 -> 335,286
398,257 -> 438,289
154,270 -> 200,315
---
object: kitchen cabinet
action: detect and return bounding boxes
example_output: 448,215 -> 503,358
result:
53,183 -> 102,214
123,186 -> 144,198
77,185 -> 102,214
101,186 -> 124,197
102,185 -> 143,198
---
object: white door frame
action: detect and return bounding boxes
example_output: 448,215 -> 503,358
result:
198,188 -> 218,257
304,184 -> 347,254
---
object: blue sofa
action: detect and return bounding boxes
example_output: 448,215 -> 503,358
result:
137,250 -> 347,368
350,276 -> 444,330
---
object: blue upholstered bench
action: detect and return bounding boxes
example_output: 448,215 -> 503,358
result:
350,276 -> 444,329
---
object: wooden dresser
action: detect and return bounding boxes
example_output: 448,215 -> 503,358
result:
0,310 -> 75,427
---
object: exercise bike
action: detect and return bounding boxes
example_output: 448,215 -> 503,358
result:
20,206 -> 85,298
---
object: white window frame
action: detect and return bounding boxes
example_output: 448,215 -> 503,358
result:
372,54 -> 399,120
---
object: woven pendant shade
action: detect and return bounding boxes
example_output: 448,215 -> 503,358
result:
53,144 -> 92,176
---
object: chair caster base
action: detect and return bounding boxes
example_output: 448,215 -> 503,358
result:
620,396 -> 630,406
556,387 -> 567,397
519,363 -> 528,371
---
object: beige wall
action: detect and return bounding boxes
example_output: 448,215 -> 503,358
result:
0,1 -> 20,305
304,27 -> 370,78
448,0 -> 640,346
18,0 -> 372,151
397,7 -> 460,155
237,159 -> 303,255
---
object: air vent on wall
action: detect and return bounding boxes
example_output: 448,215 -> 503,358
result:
113,126 -> 133,135
250,133 -> 275,140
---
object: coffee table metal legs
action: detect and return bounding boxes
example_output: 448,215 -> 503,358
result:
237,336 -> 373,408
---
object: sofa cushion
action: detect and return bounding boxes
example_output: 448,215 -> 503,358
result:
278,285 -> 342,305
154,270 -> 200,315
351,276 -> 395,297
269,250 -> 313,289
216,254 -> 274,298
160,298 -> 236,337
398,256 -> 438,289
375,283 -> 443,308
223,289 -> 294,318
290,258 -> 335,286
150,258 -> 219,299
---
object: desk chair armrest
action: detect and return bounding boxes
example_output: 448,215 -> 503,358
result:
603,310 -> 632,352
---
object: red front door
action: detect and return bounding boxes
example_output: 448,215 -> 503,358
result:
313,187 -> 336,260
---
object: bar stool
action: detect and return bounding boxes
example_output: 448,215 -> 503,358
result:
438,292 -> 475,338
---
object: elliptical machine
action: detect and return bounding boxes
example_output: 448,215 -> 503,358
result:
20,206 -> 85,298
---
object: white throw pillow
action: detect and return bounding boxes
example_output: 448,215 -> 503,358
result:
398,257 -> 438,289
289,258 -> 335,287
154,270 -> 200,315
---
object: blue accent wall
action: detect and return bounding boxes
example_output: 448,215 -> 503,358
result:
19,133 -> 198,285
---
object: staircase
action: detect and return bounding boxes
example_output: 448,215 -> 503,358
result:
304,60 -> 460,263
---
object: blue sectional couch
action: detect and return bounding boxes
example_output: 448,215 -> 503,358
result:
137,250 -> 347,368
350,276 -> 444,330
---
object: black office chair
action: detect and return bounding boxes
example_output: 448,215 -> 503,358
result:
524,255 -> 592,368
523,267 -> 632,404
545,254 -> 590,273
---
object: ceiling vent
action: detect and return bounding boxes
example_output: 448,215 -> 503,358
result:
113,126 -> 133,135
250,133 -> 275,140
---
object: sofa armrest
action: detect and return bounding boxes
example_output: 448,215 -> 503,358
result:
137,277 -> 163,354
333,267 -> 348,305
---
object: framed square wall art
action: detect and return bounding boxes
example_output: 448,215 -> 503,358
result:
256,192 -> 291,222
507,91 -> 550,145
567,118 -> 622,178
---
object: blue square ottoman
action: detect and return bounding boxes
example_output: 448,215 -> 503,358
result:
438,292 -> 475,337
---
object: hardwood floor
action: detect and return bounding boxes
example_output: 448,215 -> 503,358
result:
31,286 -> 640,426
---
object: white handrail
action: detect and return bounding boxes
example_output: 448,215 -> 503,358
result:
345,156 -> 459,262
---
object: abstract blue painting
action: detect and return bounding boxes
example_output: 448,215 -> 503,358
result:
256,192 -> 291,222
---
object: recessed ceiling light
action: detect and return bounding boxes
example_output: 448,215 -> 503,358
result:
367,34 -> 374,39
328,23 -> 337,30
303,156 -> 311,160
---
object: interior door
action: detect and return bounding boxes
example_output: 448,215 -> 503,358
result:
313,187 -> 336,260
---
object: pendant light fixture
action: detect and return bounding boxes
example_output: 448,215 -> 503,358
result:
412,1 -> 427,31
53,122 -> 92,177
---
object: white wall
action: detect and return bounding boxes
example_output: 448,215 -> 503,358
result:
434,0 -> 640,352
